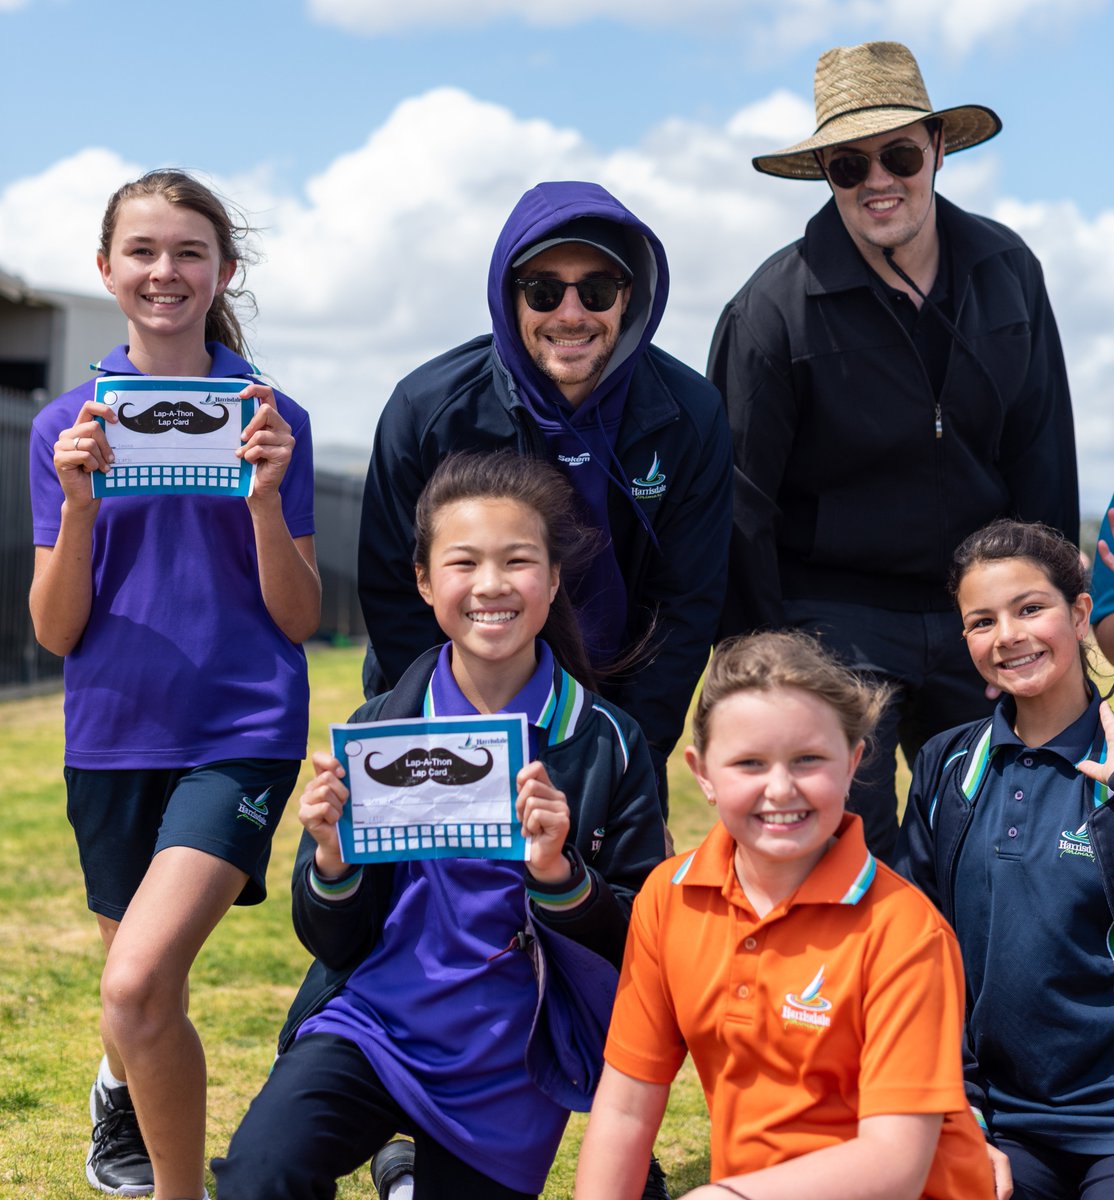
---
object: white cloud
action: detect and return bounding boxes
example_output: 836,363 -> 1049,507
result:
0,149 -> 145,291
745,0 -> 1102,57
3,87 -> 1110,512
991,199 -> 1114,514
307,0 -> 1098,54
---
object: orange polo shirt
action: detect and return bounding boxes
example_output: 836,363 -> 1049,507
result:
604,814 -> 993,1199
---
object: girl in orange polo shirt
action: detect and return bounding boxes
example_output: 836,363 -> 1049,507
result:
576,631 -> 995,1200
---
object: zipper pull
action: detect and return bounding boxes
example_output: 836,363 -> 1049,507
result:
486,930 -> 529,961
934,404 -> 943,439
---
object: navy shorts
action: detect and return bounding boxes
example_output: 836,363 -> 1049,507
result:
65,758 -> 299,920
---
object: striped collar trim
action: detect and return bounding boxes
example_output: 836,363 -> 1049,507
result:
544,666 -> 587,744
671,850 -> 697,884
421,657 -> 587,743
961,721 -> 997,799
670,816 -> 876,905
837,850 -> 876,905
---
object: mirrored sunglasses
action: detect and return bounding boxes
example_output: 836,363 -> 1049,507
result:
825,140 -> 933,190
514,276 -> 628,313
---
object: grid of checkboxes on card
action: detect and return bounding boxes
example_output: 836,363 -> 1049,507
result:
350,823 -> 516,854
103,465 -> 243,491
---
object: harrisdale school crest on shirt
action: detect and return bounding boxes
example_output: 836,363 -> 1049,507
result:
781,965 -> 833,1033
631,453 -> 667,499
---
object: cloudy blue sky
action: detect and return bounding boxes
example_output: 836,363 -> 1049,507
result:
3,0 -> 1111,510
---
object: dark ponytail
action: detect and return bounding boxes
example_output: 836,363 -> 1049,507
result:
413,450 -> 600,688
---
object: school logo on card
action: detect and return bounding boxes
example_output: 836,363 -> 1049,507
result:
631,453 -> 667,499
1058,821 -> 1095,860
237,786 -> 273,829
781,965 -> 833,1032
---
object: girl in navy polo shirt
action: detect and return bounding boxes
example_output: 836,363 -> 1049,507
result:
213,450 -> 665,1200
897,520 -> 1114,1200
29,171 -> 319,1200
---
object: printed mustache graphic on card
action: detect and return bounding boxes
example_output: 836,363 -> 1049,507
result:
117,398 -> 230,435
364,746 -> 494,787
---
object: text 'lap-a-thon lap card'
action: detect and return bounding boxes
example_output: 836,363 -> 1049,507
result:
92,376 -> 257,498
331,714 -> 530,864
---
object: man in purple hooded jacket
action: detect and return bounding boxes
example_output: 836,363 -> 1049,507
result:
358,182 -> 731,815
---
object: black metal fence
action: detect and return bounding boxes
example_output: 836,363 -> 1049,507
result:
0,389 -> 64,691
313,468 -> 367,645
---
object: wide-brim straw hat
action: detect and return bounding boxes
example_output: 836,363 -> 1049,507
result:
753,41 -> 1002,180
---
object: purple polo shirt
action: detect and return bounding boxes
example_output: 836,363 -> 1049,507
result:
298,642 -> 568,1192
29,343 -> 313,768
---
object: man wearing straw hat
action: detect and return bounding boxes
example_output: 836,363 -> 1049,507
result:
708,41 -> 1078,864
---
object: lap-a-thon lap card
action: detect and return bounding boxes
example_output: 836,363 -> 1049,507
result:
331,714 -> 530,864
92,376 -> 256,498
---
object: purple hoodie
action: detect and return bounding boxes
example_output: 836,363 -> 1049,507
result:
487,183 -> 670,663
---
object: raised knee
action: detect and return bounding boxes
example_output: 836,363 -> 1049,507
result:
100,957 -> 180,1046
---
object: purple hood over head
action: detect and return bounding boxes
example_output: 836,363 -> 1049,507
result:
487,181 -> 669,418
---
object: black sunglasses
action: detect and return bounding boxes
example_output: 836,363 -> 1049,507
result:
824,139 -> 935,190
514,275 -> 628,313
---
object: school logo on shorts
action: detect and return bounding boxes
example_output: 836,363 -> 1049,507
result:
781,965 -> 833,1033
1058,821 -> 1095,860
631,453 -> 667,500
237,786 -> 273,830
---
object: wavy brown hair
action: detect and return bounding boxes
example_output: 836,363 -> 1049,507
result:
99,169 -> 257,359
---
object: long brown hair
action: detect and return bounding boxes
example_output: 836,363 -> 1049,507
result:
99,169 -> 257,358
413,450 -> 599,687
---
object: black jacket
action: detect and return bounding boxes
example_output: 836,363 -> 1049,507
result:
358,338 -> 731,776
709,195 -> 1078,633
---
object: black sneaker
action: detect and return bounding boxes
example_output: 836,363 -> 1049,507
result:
86,1076 -> 154,1196
370,1139 -> 415,1197
641,1154 -> 671,1200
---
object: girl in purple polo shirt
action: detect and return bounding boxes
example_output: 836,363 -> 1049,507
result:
29,170 -> 319,1200
213,450 -> 665,1200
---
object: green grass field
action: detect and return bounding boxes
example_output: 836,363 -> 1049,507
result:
0,645 -> 724,1199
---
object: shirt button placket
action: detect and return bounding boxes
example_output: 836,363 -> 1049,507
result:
730,918 -> 759,1022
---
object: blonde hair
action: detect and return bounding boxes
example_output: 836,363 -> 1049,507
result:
692,631 -> 891,754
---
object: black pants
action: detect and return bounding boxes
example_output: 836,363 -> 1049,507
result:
783,599 -> 992,863
211,1033 -> 536,1200
997,1136 -> 1114,1199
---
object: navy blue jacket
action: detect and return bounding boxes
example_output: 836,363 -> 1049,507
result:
709,194 -> 1078,633
278,646 -> 665,1090
895,708 -> 1114,1122
358,183 -> 731,777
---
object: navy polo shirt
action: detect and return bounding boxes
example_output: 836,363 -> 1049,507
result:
954,688 -> 1114,1151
